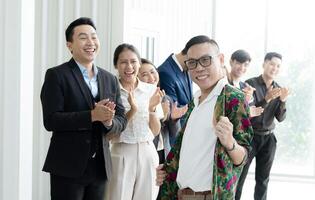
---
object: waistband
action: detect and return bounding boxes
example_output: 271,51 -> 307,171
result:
179,188 -> 211,196
254,130 -> 273,135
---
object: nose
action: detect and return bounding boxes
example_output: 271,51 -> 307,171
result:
148,74 -> 155,83
195,62 -> 205,71
86,37 -> 94,45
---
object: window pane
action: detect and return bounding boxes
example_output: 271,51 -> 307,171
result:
215,0 -> 266,79
266,0 -> 315,176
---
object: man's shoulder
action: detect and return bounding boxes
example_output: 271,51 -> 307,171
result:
97,66 -> 115,77
245,75 -> 260,83
48,60 -> 73,73
158,54 -> 175,70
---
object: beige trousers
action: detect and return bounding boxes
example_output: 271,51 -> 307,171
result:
105,142 -> 159,200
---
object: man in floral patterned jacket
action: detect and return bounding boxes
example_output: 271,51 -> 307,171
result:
157,35 -> 254,200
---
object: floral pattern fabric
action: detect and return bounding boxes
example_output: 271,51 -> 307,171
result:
160,84 -> 254,200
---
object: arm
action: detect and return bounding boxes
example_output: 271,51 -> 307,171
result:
105,77 -> 127,134
217,91 -> 254,166
125,91 -> 137,122
229,93 -> 254,166
275,87 -> 289,122
148,88 -> 163,136
40,68 -> 92,132
215,117 -> 248,165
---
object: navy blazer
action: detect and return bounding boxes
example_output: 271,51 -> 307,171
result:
158,54 -> 193,107
40,58 -> 127,179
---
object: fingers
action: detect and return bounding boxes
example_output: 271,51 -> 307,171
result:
250,106 -> 264,117
96,98 -> 109,105
156,164 -> 166,186
215,116 -> 233,135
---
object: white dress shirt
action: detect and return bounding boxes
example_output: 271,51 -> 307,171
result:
176,78 -> 228,191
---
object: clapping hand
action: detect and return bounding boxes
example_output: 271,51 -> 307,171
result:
149,87 -> 165,112
170,102 -> 188,120
280,87 -> 290,102
265,86 -> 281,103
91,99 -> 116,126
242,83 -> 255,102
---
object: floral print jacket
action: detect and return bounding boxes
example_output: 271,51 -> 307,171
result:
160,84 -> 254,200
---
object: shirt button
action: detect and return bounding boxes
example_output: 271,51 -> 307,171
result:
86,139 -> 91,144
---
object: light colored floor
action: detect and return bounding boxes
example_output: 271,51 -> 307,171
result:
241,174 -> 314,200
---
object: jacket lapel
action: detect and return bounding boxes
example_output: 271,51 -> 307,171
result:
69,58 -> 93,109
170,62 -> 191,101
97,68 -> 105,100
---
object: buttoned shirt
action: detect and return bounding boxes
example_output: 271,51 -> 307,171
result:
76,61 -> 99,98
246,75 -> 286,132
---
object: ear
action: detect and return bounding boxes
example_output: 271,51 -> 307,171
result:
66,42 -> 73,54
218,53 -> 225,67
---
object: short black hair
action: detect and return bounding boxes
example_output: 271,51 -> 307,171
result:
231,49 -> 251,63
65,17 -> 96,42
141,58 -> 156,68
113,43 -> 141,66
181,35 -> 219,55
264,52 -> 282,61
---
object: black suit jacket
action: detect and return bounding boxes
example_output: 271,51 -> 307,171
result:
40,58 -> 127,179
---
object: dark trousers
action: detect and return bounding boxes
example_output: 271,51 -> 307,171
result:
235,133 -> 277,200
50,154 -> 106,200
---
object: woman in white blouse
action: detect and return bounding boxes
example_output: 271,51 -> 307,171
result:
105,43 -> 163,200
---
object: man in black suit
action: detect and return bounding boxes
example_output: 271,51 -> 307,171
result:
40,17 -> 127,200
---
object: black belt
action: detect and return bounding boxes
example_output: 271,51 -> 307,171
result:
254,130 -> 273,135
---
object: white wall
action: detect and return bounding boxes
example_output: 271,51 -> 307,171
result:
1,0 -> 22,199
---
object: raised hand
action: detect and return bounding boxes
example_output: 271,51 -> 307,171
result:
242,83 -> 256,102
280,87 -> 290,102
149,87 -> 164,112
215,116 -> 234,149
170,102 -> 188,120
127,91 -> 138,111
250,106 -> 264,117
265,86 -> 281,103
91,99 -> 115,124
161,100 -> 170,121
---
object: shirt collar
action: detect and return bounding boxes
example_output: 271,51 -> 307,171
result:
75,60 -> 98,79
172,54 -> 183,72
258,75 -> 275,87
119,78 -> 147,93
194,77 -> 228,106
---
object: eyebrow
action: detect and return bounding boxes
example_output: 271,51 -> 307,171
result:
78,32 -> 97,37
78,33 -> 88,37
188,54 -> 211,60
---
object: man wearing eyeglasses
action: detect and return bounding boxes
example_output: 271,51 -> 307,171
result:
157,35 -> 254,200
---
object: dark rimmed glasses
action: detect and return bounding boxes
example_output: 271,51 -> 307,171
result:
184,55 -> 216,70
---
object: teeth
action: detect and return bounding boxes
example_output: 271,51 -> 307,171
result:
196,75 -> 208,80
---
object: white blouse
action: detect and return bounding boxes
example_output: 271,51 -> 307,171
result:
111,80 -> 158,144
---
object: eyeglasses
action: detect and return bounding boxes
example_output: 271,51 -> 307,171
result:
184,55 -> 216,70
